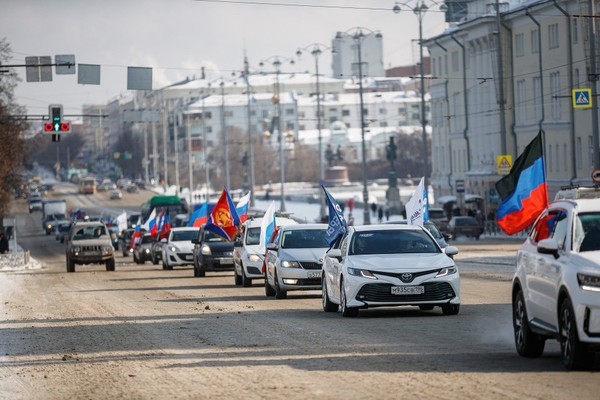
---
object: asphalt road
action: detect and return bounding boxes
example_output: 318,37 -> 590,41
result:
0,186 -> 598,399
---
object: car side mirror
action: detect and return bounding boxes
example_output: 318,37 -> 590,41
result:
444,246 -> 459,257
538,238 -> 559,259
266,242 -> 278,251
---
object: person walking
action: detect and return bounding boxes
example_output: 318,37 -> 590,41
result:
0,232 -> 9,254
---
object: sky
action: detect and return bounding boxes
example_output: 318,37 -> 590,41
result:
2,0 -> 446,117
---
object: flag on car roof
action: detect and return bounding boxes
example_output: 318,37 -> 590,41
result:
129,217 -> 142,250
236,191 -> 251,223
258,201 -> 276,255
189,202 -> 209,227
142,208 -> 157,233
405,177 -> 428,227
322,185 -> 347,246
150,209 -> 164,237
495,131 -> 548,235
159,209 -> 171,240
115,211 -> 128,232
204,187 -> 240,241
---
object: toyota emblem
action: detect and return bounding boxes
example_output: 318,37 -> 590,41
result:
401,273 -> 413,282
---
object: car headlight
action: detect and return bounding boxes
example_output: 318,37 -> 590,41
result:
347,267 -> 377,279
436,266 -> 457,278
47,224 -> 52,229
201,244 -> 212,256
248,254 -> 261,263
169,245 -> 179,253
577,273 -> 600,292
145,248 -> 150,254
102,245 -> 113,255
281,260 -> 301,268
71,246 -> 81,253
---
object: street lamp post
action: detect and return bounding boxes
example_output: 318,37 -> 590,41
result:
393,1 -> 446,198
259,56 -> 295,212
220,80 -> 231,190
243,56 -> 256,207
296,43 -> 331,222
335,28 -> 376,225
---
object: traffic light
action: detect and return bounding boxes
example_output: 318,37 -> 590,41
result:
44,104 -> 71,134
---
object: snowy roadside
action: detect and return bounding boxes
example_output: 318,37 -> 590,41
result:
0,239 -> 43,272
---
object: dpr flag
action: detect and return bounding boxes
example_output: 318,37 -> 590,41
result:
322,185 -> 348,246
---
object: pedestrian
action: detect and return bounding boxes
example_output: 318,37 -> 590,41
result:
0,232 -> 9,254
377,206 -> 384,223
370,202 -> 377,216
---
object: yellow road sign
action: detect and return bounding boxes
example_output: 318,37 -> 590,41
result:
572,88 -> 592,109
497,154 -> 512,175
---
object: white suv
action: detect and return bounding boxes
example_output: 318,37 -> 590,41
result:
233,216 -> 296,287
512,186 -> 600,369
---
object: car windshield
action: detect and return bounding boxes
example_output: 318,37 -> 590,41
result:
574,212 -> 600,252
245,227 -> 261,245
171,230 -> 197,242
455,218 -> 477,226
203,230 -> 226,242
350,229 -> 440,255
281,229 -> 328,249
72,225 -> 106,241
141,235 -> 153,244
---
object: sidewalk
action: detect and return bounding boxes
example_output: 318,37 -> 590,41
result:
0,238 -> 42,272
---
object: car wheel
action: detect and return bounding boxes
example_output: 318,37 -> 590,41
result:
513,289 -> 545,357
560,297 -> 594,370
234,268 -> 242,286
322,278 -> 338,312
419,305 -> 434,311
152,253 -> 159,265
162,258 -> 168,270
441,303 -> 460,315
340,278 -> 358,317
66,256 -> 75,273
105,258 -> 115,271
265,272 -> 275,297
241,266 -> 252,288
274,271 -> 287,299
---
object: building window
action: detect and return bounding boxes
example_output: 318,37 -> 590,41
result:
298,111 -> 305,118
577,137 -> 582,169
548,23 -> 559,50
299,124 -> 305,130
555,144 -> 559,173
517,79 -> 527,123
286,121 -> 295,130
285,108 -> 294,116
225,111 -> 233,118
550,71 -> 561,120
432,58 -> 436,75
451,51 -> 459,72
515,33 -> 525,57
205,112 -> 212,119
380,121 -> 388,127
531,29 -> 539,54
573,18 -> 579,44
444,55 -> 448,75
207,126 -> 212,133
379,108 -> 387,115
261,110 -> 269,119
342,109 -> 350,117
533,76 -> 542,120
250,110 -> 256,117
564,144 -> 568,172
547,144 -> 552,172
329,117 -> 336,124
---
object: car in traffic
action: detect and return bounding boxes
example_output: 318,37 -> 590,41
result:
512,186 -> 600,370
264,224 -> 330,299
161,227 -> 199,270
192,227 -> 235,277
322,224 -> 460,317
118,228 -> 136,256
65,221 -> 115,272
55,221 -> 72,243
107,225 -> 120,251
43,213 -> 71,235
133,233 -> 155,264
448,216 -> 483,240
428,207 -> 450,234
28,198 -> 43,213
150,238 -> 163,265
385,219 -> 451,249
233,215 -> 297,287
109,189 -> 123,200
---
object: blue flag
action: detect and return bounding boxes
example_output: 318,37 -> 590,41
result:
322,185 -> 348,246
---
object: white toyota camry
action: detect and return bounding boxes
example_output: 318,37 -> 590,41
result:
322,224 -> 460,317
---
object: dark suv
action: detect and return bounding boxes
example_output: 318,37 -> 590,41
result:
192,227 -> 234,277
65,222 -> 115,272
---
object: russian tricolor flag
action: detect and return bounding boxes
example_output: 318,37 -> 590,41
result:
495,131 -> 548,235
142,208 -> 158,234
236,191 -> 251,223
258,201 -> 276,255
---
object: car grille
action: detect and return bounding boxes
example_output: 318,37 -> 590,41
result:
373,268 -> 439,283
177,252 -> 192,259
81,245 -> 102,252
356,282 -> 456,303
212,251 -> 233,257
300,262 -> 322,270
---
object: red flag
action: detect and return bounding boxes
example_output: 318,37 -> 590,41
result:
204,187 -> 240,240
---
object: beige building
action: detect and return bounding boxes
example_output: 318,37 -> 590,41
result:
426,0 -> 599,213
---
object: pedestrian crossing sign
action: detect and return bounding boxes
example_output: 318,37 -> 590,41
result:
572,88 -> 592,109
497,154 -> 513,175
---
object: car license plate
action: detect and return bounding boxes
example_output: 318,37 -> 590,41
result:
391,286 -> 424,295
307,271 -> 321,279
185,255 -> 193,261
220,257 -> 233,264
